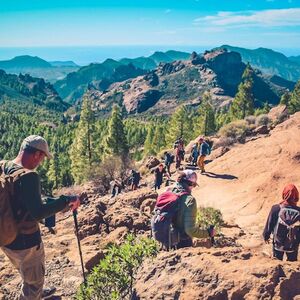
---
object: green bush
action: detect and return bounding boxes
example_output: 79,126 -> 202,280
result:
76,234 -> 159,300
196,207 -> 224,232
255,114 -> 271,126
218,120 -> 249,139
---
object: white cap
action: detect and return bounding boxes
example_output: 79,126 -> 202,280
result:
21,135 -> 53,159
182,169 -> 198,186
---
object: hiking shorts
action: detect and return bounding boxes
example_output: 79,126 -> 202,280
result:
1,243 -> 45,299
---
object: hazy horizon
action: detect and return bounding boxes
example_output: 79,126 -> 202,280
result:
0,45 -> 299,66
1,0 -> 300,63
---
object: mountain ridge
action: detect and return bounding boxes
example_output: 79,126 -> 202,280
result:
84,49 -> 295,116
216,45 -> 300,82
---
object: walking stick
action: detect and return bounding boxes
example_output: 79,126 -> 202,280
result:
73,210 -> 87,284
209,225 -> 215,246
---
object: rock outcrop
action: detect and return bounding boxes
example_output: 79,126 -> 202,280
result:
86,49 -> 294,116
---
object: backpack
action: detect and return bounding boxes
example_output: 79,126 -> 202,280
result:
151,190 -> 189,250
0,161 -> 33,247
273,205 -> 300,252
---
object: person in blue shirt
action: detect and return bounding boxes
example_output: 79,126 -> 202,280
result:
197,137 -> 211,173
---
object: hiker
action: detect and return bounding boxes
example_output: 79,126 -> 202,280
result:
130,170 -> 140,190
0,135 -> 81,300
174,137 -> 185,169
191,143 -> 200,166
197,137 -> 211,173
111,179 -> 123,198
151,170 -> 214,249
263,183 -> 300,261
154,163 -> 170,191
164,151 -> 174,176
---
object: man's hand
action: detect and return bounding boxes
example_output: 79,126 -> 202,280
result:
68,196 -> 81,211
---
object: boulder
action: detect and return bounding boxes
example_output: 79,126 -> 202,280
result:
268,105 -> 288,123
145,156 -> 160,169
77,201 -> 106,240
103,202 -> 150,232
252,125 -> 269,135
140,198 -> 157,215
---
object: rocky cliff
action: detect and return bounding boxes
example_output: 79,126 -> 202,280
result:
85,49 -> 294,116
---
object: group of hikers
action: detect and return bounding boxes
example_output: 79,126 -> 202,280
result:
0,135 -> 299,299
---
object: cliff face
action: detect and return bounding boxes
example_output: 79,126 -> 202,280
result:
85,49 -> 294,116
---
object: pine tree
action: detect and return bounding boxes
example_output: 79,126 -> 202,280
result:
144,125 -> 156,156
47,138 -> 60,190
230,64 -> 255,120
289,80 -> 300,114
166,105 -> 192,146
153,125 -> 167,154
105,105 -> 129,158
280,92 -> 291,106
194,92 -> 216,136
69,96 -> 96,184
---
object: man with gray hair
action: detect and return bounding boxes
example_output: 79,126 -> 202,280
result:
0,135 -> 80,299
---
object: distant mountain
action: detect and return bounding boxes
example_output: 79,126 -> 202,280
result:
215,45 -> 300,82
54,59 -> 146,103
55,50 -> 191,103
119,50 -> 190,70
84,49 -> 295,116
0,55 -> 52,69
0,55 -> 79,83
0,70 -> 69,112
49,61 -> 79,67
289,55 -> 300,65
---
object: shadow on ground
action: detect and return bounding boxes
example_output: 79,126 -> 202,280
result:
203,172 -> 238,180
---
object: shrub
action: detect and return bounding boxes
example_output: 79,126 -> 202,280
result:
256,114 -> 271,126
196,207 -> 224,232
245,115 -> 256,125
76,234 -> 159,300
218,120 -> 249,139
212,136 -> 235,149
90,156 -> 133,193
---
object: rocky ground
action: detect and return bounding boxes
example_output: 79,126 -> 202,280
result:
1,112 -> 300,299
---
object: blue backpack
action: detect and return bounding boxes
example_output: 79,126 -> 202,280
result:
151,190 -> 188,250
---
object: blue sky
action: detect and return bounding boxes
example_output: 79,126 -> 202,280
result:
1,0 -> 300,50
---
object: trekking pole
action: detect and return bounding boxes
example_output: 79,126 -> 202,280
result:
209,225 -> 215,246
73,210 -> 87,284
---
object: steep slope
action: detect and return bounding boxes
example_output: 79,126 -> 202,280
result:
195,112 -> 300,231
0,55 -> 79,83
217,45 -> 300,82
0,70 -> 69,112
86,49 -> 294,116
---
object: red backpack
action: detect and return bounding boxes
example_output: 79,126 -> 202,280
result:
151,190 -> 189,249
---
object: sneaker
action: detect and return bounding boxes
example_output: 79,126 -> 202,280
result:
42,287 -> 56,299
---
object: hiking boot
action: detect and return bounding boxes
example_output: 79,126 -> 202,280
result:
42,287 -> 56,299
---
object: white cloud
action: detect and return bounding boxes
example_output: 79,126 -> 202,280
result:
194,8 -> 300,28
